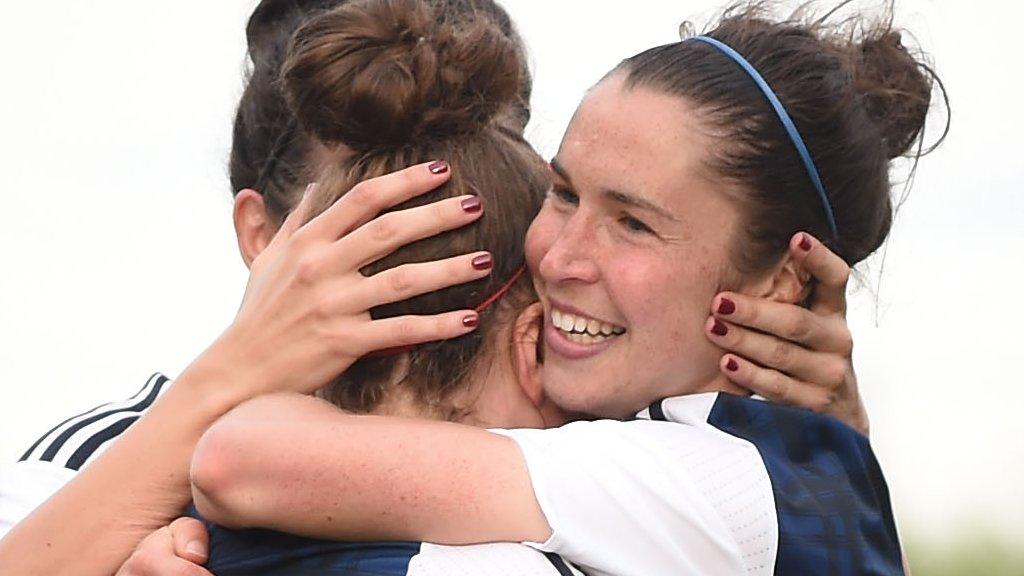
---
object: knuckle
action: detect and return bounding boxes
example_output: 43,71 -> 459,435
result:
787,313 -> 814,342
294,255 -> 323,285
386,268 -> 415,298
369,214 -> 398,243
346,181 -> 376,208
126,551 -> 157,574
767,373 -> 790,403
770,340 -> 793,369
392,318 -> 419,343
835,327 -> 854,355
823,361 -> 849,388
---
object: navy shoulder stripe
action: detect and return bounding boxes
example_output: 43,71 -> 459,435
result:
19,373 -> 168,467
545,552 -> 583,576
707,394 -> 904,575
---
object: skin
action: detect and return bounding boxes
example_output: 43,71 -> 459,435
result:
182,78 -> 868,565
527,75 -> 803,419
0,51 -> 866,576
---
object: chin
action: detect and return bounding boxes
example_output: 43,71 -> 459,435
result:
543,371 -> 637,420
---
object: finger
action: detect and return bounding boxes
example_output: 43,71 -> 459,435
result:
720,354 -> 830,412
358,252 -> 494,309
706,317 -> 843,383
361,310 -> 481,353
119,555 -> 214,576
790,232 -> 850,315
169,517 -> 210,565
710,293 -> 835,352
275,182 -> 319,242
304,161 -> 453,241
334,194 -> 484,269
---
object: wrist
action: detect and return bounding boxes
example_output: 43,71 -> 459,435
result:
172,334 -> 265,420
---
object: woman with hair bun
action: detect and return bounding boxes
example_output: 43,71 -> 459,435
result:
0,1 -> 904,575
185,2 -> 947,576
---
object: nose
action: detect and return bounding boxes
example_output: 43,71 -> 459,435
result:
538,210 -> 601,286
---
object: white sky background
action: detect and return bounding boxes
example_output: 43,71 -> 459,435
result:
0,0 -> 1021,545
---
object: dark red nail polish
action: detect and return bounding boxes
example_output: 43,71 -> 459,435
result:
798,234 -> 812,252
725,358 -> 739,372
461,196 -> 483,213
428,160 -> 449,175
711,319 -> 728,337
472,254 -> 493,271
463,314 -> 479,328
717,297 -> 736,315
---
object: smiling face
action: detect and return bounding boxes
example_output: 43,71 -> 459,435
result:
525,74 -> 753,419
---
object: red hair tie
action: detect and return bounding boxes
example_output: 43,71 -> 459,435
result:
363,263 -> 528,359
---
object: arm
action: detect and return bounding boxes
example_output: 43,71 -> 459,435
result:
707,232 -> 870,435
190,393 -> 550,545
0,164 -> 487,575
192,394 -> 753,576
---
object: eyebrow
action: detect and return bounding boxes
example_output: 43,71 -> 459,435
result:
549,157 -> 680,223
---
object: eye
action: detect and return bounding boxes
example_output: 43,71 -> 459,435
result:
549,185 -> 579,207
620,215 -> 654,235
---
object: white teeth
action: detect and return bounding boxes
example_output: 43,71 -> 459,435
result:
573,315 -> 587,333
559,314 -> 575,332
551,307 -> 626,344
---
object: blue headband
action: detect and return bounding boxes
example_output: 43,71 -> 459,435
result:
690,35 -> 838,237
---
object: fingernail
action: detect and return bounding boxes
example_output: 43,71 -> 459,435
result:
463,314 -> 480,328
472,253 -> 493,271
186,540 -> 208,560
461,196 -> 483,213
798,234 -> 812,252
725,358 -> 739,372
299,182 -> 316,203
428,160 -> 449,175
711,319 -> 728,337
717,297 -> 736,315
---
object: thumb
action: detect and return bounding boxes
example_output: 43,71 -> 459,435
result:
169,517 -> 210,565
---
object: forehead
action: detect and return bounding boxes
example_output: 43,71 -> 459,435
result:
557,75 -> 715,202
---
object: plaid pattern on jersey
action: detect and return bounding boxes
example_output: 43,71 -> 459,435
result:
705,395 -> 904,576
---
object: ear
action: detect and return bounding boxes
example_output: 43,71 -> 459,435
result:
512,303 -> 546,408
743,251 -> 812,305
233,189 -> 277,269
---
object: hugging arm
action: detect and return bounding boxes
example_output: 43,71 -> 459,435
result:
192,395 -> 751,575
0,165 -> 487,576
191,393 -> 552,545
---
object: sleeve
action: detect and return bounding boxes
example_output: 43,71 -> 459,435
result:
0,372 -> 170,540
0,460 -> 77,539
490,419 -> 755,576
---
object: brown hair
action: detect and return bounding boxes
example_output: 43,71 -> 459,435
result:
281,0 -> 548,417
229,0 -> 533,223
615,2 -> 949,273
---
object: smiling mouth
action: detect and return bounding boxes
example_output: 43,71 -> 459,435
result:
551,308 -> 626,345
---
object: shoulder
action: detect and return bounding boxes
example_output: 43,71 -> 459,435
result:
17,372 -> 171,471
680,393 -> 905,575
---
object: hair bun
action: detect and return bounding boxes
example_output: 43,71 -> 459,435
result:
853,30 -> 934,159
282,0 -> 525,150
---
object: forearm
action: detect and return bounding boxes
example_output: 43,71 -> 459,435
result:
0,353 -> 247,576
191,394 -> 549,545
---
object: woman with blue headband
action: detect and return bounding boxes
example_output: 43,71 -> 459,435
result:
0,0 -> 930,574
183,2 -> 945,575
